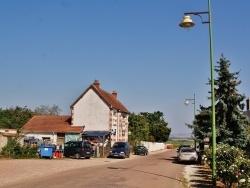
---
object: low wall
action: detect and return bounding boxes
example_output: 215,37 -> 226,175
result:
140,141 -> 166,152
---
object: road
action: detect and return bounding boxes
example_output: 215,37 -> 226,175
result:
3,149 -> 186,188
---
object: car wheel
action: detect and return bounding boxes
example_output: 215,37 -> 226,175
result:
74,153 -> 81,159
85,157 -> 90,159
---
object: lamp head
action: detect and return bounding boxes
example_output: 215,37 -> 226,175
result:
184,100 -> 190,105
179,15 -> 195,29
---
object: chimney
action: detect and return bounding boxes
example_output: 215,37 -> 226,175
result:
112,91 -> 118,99
247,98 -> 250,111
93,80 -> 100,90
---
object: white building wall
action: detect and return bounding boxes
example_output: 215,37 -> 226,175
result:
72,89 -> 110,131
0,129 -> 17,134
25,132 -> 56,144
141,141 -> 166,152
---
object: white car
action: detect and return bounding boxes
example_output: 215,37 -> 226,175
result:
177,147 -> 198,163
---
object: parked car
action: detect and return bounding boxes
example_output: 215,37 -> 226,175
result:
177,147 -> 198,163
134,145 -> 148,155
177,144 -> 192,153
63,141 -> 92,159
108,142 -> 130,159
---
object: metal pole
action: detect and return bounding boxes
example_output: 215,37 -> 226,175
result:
193,94 -> 196,118
208,0 -> 216,186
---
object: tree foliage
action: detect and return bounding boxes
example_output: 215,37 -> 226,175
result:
128,113 -> 149,148
0,104 -> 62,129
214,55 -> 249,147
0,106 -> 34,129
34,104 -> 62,115
140,111 -> 171,142
129,111 -> 171,145
188,55 -> 250,148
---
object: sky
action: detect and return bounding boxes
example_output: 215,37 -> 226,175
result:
1,0 -> 250,135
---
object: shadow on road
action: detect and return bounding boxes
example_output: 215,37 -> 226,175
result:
187,166 -> 224,188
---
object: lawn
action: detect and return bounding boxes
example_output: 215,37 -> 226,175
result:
166,140 -> 194,149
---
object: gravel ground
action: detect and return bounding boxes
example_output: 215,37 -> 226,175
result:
1,150 -> 206,188
0,157 -> 128,187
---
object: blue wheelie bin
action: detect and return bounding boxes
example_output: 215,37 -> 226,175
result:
40,145 -> 54,159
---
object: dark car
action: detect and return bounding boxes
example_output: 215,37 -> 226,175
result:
63,141 -> 92,159
108,142 -> 130,159
134,145 -> 148,155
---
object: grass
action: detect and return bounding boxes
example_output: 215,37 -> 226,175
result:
166,140 -> 195,149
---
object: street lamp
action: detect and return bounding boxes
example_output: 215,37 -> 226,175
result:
184,94 -> 196,149
184,94 -> 196,119
179,0 -> 216,186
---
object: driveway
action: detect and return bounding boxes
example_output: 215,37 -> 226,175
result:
1,149 -> 168,187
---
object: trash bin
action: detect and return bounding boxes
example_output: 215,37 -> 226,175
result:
40,145 -> 54,159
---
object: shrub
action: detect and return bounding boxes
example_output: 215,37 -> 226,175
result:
0,137 -> 39,159
206,144 -> 250,188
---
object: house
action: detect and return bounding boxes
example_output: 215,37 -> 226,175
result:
243,98 -> 250,156
245,98 -> 250,120
22,80 -> 130,147
22,116 -> 84,147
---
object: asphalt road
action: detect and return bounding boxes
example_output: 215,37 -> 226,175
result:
3,149 -> 185,188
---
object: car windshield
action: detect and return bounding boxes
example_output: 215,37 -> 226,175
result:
83,142 -> 92,148
64,142 -> 69,147
181,148 -> 196,153
113,143 -> 125,148
136,146 -> 144,149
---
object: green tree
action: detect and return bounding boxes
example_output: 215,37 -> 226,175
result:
187,106 -> 211,149
128,113 -> 149,148
214,55 -> 249,148
0,106 -> 34,129
188,55 -> 250,148
140,111 -> 171,142
34,104 -> 62,115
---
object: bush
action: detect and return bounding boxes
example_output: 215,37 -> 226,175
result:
206,144 -> 250,188
0,137 -> 39,159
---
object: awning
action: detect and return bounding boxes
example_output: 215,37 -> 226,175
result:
82,131 -> 110,137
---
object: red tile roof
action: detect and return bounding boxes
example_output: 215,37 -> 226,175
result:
71,81 -> 130,113
22,116 -> 83,133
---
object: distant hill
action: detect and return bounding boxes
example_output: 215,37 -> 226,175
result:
169,133 -> 193,141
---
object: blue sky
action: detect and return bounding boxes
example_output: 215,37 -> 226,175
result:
1,1 -> 250,135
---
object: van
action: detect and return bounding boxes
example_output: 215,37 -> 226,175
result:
63,141 -> 92,159
108,142 -> 130,159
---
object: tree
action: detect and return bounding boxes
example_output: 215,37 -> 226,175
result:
128,113 -> 149,148
140,111 -> 171,142
189,55 -> 250,148
187,106 -> 211,149
34,104 -> 62,115
214,55 -> 250,147
0,106 -> 34,129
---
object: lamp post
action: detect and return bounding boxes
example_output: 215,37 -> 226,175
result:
179,0 -> 216,186
184,94 -> 196,119
184,94 -> 196,150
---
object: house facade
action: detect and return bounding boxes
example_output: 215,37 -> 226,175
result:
22,80 -> 130,147
70,80 -> 130,145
